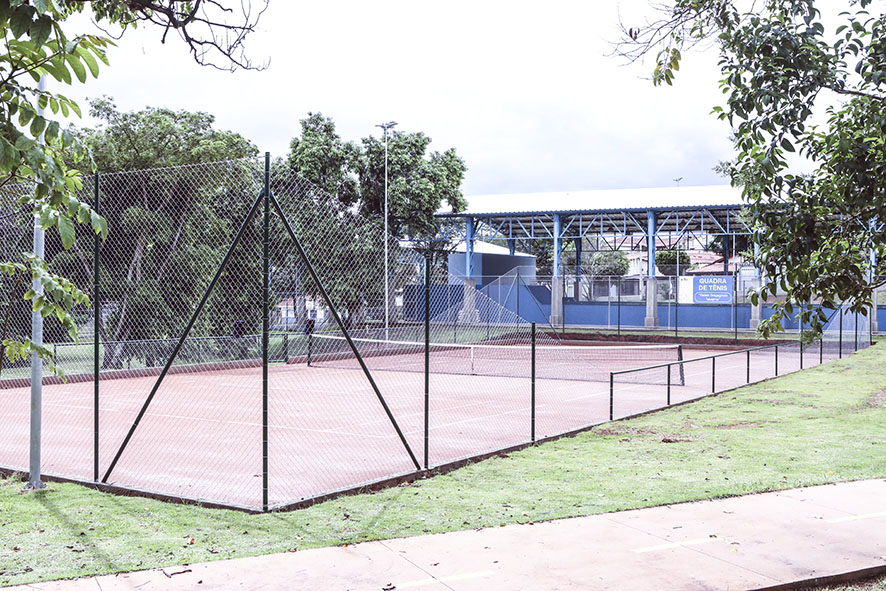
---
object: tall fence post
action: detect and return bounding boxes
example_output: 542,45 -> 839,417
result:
93,172 -> 100,482
424,256 -> 430,470
855,311 -> 859,352
775,344 -> 779,376
746,349 -> 750,384
609,373 -> 614,421
666,364 -> 671,406
531,322 -> 536,442
261,152 -> 271,512
711,356 -> 716,393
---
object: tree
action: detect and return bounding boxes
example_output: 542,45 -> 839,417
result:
360,131 -> 467,238
0,1 -> 265,376
587,250 -> 629,277
285,115 -> 468,239
285,112 -> 360,207
66,98 -> 258,368
655,249 -> 690,276
618,0 -> 886,336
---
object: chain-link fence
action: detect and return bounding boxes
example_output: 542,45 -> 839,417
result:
0,157 -> 875,511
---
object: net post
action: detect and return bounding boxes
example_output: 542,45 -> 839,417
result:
283,333 -> 288,362
677,344 -> 685,385
93,172 -> 100,483
307,331 -> 312,366
424,256 -> 430,470
531,322 -> 536,443
819,333 -> 823,365
262,152 -> 270,512
711,356 -> 716,393
666,364 -> 671,406
775,344 -> 779,376
746,348 -> 750,384
609,372 -> 614,421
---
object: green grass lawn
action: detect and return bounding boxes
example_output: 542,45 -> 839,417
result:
1,342 -> 885,587
798,575 -> 886,591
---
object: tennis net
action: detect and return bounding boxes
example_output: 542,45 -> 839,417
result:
305,334 -> 685,385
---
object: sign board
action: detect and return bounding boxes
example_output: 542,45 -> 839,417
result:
677,276 -> 734,305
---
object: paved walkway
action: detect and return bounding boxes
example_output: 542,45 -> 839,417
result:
17,480 -> 886,591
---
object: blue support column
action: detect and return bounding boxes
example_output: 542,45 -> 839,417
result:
460,217 -> 479,324
507,238 -> 516,256
647,210 -> 656,278
645,210 -> 658,327
550,214 -> 564,325
573,237 -> 583,300
465,217 -> 475,279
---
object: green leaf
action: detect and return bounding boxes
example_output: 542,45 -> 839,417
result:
76,46 -> 100,78
64,53 -> 86,83
9,5 -> 34,38
29,115 -> 46,138
57,213 -> 75,248
30,14 -> 52,46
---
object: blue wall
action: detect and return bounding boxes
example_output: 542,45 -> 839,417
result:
405,282 -> 875,332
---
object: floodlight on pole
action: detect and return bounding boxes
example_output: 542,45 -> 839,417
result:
376,121 -> 397,341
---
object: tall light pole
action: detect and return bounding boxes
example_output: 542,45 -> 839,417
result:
376,121 -> 397,341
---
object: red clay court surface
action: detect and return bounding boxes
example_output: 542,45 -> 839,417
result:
0,342 -> 838,509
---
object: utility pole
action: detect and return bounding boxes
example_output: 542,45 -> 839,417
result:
375,121 -> 397,341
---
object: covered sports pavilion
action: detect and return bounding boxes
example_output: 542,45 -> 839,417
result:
432,184 -> 763,328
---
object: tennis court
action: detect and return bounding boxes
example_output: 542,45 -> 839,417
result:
0,336 -> 825,510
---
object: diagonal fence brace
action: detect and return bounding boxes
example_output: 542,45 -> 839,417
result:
102,190 -> 265,484
268,190 -> 421,471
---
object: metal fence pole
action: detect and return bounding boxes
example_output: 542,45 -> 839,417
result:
93,172 -> 100,482
424,256 -> 430,470
307,332 -> 313,367
666,364 -> 671,406
855,311 -> 859,352
746,349 -> 750,383
531,322 -> 536,442
775,344 -> 779,376
609,373 -> 614,421
261,152 -> 270,512
712,356 -> 716,393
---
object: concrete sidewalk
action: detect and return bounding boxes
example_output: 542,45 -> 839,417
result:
17,480 -> 886,591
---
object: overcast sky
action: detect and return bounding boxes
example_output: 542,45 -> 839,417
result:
65,1 -> 735,196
